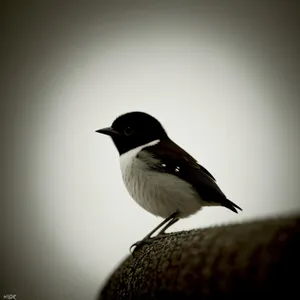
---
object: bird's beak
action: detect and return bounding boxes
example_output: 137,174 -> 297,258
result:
95,127 -> 120,137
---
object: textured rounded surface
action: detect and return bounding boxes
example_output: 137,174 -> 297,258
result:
98,214 -> 300,299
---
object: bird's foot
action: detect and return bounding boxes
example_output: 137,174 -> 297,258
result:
130,238 -> 153,253
129,234 -> 167,254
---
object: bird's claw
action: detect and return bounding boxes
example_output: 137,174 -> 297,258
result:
129,238 -> 153,253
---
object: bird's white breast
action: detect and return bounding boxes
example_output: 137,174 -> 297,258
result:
119,140 -> 203,218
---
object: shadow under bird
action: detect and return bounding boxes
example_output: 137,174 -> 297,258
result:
96,112 -> 242,252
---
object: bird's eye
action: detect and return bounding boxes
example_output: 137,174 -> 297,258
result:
124,126 -> 134,136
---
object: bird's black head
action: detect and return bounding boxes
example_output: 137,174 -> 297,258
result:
96,112 -> 169,155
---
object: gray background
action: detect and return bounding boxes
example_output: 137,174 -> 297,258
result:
1,1 -> 300,299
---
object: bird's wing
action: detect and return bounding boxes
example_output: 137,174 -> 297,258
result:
140,139 -> 242,213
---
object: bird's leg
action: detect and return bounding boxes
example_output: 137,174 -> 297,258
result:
156,217 -> 179,236
130,212 -> 179,253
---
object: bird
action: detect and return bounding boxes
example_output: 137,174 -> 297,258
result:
96,111 -> 242,252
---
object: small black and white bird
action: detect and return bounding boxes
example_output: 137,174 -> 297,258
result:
96,111 -> 242,251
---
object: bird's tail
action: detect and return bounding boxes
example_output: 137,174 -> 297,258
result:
222,199 -> 242,213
